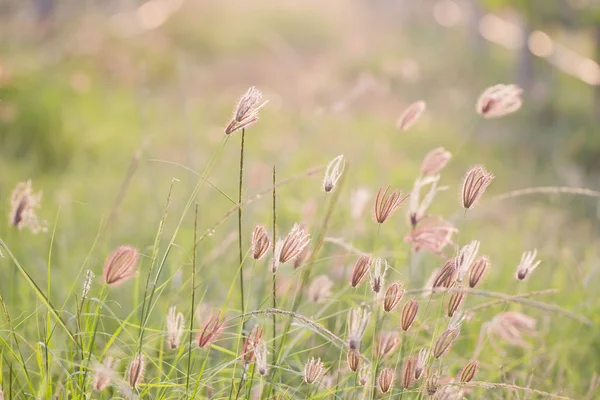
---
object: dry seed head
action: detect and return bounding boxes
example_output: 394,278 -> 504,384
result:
225,86 -> 268,135
487,311 -> 536,348
476,83 -> 523,118
251,225 -> 271,260
241,325 -> 264,363
425,374 -> 440,396
459,360 -> 479,383
374,185 -> 410,224
461,165 -> 495,209
370,257 -> 388,295
383,281 -> 405,312
515,249 -> 541,280
350,254 -> 372,288
196,312 -> 223,348
415,348 -> 429,380
346,349 -> 360,372
421,147 -> 452,177
405,216 -> 457,254
435,379 -> 464,400
433,328 -> 460,359
456,240 -> 480,282
358,364 -> 371,386
447,285 -> 466,318
323,155 -> 345,193
93,356 -> 115,391
432,259 -> 458,290
102,245 -> 140,286
397,100 -> 426,131
126,353 -> 145,389
254,340 -> 269,376
9,180 -> 47,234
293,245 -> 310,269
374,331 -> 400,360
401,355 -> 416,389
166,306 -> 185,350
469,256 -> 489,288
273,224 -> 310,272
377,367 -> 395,393
401,299 -> 419,331
303,357 -> 324,385
407,175 -> 446,227
82,270 -> 94,299
347,305 -> 371,350
307,275 -> 333,304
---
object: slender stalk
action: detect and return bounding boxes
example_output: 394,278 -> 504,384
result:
185,203 -> 199,399
271,166 -> 277,367
239,128 -> 246,330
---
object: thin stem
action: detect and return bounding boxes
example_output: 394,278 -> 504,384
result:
185,203 -> 199,399
238,128 -> 246,331
271,166 -> 277,368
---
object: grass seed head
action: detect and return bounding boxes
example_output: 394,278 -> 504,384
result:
469,256 -> 489,288
347,304 -> 371,350
254,340 -> 269,376
350,254 -> 372,288
166,306 -> 185,350
459,359 -> 479,383
476,83 -> 523,118
461,165 -> 494,209
322,154 -> 345,193
433,328 -> 460,359
456,240 -> 480,282
9,179 -> 47,234
303,357 -> 324,385
383,281 -> 405,312
377,367 -> 395,393
307,274 -> 333,304
93,357 -> 115,391
251,225 -> 271,260
401,299 -> 419,331
401,355 -> 416,389
397,100 -> 426,131
421,147 -> 452,177
405,216 -> 457,254
358,364 -> 371,386
126,353 -> 145,389
241,324 -> 264,363
346,349 -> 360,372
102,245 -> 140,286
196,312 -> 224,348
374,331 -> 400,360
370,257 -> 388,295
415,348 -> 429,380
433,259 -> 458,290
374,185 -> 409,224
273,224 -> 310,272
225,86 -> 268,135
447,284 -> 466,318
515,249 -> 541,280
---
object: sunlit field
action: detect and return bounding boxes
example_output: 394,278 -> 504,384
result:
1,1 -> 600,399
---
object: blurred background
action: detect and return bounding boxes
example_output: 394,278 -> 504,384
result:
2,0 -> 600,397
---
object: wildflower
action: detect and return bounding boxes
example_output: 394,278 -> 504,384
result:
469,256 -> 489,288
476,84 -> 523,118
396,100 -> 426,131
350,187 -> 371,220
272,224 -> 310,273
432,259 -> 457,289
254,340 -> 269,376
456,240 -> 480,282
251,225 -> 270,260
102,245 -> 140,286
241,325 -> 264,363
307,275 -> 333,304
374,332 -> 400,360
401,356 -> 416,389
383,281 -> 405,312
415,348 -> 429,380
196,312 -> 223,348
9,180 -> 47,234
459,360 -> 479,383
401,299 -> 419,331
225,86 -> 268,135
82,270 -> 94,299
350,254 -> 372,288
358,364 -> 371,386
347,349 -> 360,372
166,306 -> 185,349
347,305 -> 371,350
323,155 -> 345,193
515,249 -> 541,280
404,216 -> 456,254
486,311 -> 536,348
370,257 -> 388,295
126,353 -> 145,389
377,367 -> 395,393
433,328 -> 460,359
461,165 -> 494,209
303,357 -> 324,384
93,357 -> 115,391
447,285 -> 466,318
374,185 -> 409,224
421,147 -> 452,177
